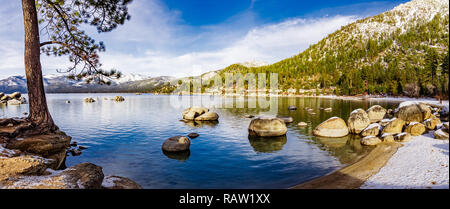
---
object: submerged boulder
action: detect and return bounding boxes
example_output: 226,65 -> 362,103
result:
248,118 -> 288,137
380,133 -> 395,142
382,118 -> 405,135
297,122 -> 308,127
360,136 -> 382,146
366,105 -> 387,123
187,133 -> 200,139
313,117 -> 349,138
348,109 -> 371,134
405,122 -> 426,136
277,116 -> 294,123
162,136 -> 191,152
7,99 -> 21,105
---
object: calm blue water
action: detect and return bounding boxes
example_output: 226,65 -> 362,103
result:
0,94 -> 399,188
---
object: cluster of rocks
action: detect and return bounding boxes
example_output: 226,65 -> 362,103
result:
114,96 -> 125,102
67,141 -> 87,156
182,107 -> 219,121
248,117 -> 288,137
313,102 -> 449,146
0,92 -> 27,106
162,107 -> 217,153
0,130 -> 141,189
84,97 -> 96,103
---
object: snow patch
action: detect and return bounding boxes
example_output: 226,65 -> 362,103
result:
361,132 -> 449,189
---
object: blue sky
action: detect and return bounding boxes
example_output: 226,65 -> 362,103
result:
0,0 -> 408,78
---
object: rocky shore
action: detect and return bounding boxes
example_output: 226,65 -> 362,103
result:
0,129 -> 141,189
294,100 -> 449,189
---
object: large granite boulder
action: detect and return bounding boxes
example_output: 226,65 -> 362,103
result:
248,118 -> 287,137
9,92 -> 21,99
394,102 -> 430,123
382,118 -> 406,135
102,176 -> 142,189
405,122 -> 426,136
162,136 -> 191,152
348,109 -> 371,134
424,115 -> 441,130
5,133 -> 71,169
360,123 -> 381,137
4,163 -> 104,189
0,155 -> 50,183
195,112 -> 219,121
418,103 -> 433,120
366,105 -> 387,123
182,107 -> 219,121
313,117 -> 349,138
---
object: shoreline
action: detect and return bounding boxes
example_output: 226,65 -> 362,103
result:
291,142 -> 403,189
292,133 -> 449,189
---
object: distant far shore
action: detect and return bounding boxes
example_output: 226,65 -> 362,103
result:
38,92 -> 450,104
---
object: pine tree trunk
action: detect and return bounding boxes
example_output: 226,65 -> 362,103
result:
22,0 -> 57,132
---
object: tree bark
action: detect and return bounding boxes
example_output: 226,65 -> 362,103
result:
22,0 -> 57,133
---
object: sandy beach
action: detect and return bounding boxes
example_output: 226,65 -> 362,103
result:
361,131 -> 449,189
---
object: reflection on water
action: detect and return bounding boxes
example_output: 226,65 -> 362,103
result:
0,94 -> 400,188
180,120 -> 219,128
163,150 -> 191,162
248,135 -> 287,153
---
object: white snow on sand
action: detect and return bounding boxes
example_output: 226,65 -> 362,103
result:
361,131 -> 449,189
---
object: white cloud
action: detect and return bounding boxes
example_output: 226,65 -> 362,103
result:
0,0 -> 357,79
98,15 -> 357,78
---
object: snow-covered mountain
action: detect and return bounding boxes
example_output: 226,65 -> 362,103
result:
0,73 -> 172,93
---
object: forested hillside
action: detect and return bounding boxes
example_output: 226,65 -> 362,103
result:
216,0 -> 449,97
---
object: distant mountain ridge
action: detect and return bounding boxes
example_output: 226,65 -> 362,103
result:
0,73 -> 173,93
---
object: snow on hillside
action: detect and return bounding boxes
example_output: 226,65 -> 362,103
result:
354,0 -> 448,39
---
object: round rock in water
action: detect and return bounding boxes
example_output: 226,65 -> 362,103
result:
277,116 -> 294,123
162,136 -> 191,152
366,105 -> 387,123
348,108 -> 371,134
313,117 -> 349,138
187,133 -> 200,139
298,122 -> 308,127
248,118 -> 288,137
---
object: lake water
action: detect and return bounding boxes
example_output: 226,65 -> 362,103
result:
0,94 -> 400,188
